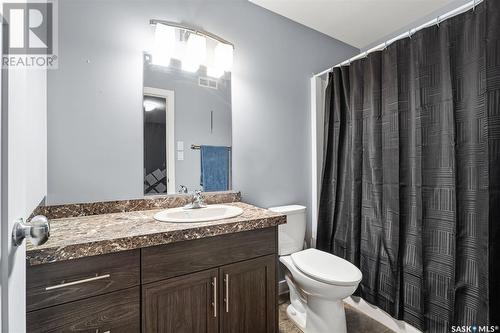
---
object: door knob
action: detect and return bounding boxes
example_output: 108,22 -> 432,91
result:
12,215 -> 50,246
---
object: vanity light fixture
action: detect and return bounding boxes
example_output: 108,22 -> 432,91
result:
208,42 -> 233,78
152,23 -> 176,67
182,33 -> 206,73
217,43 -> 234,72
150,19 -> 233,77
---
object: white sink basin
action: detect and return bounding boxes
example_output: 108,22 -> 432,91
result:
153,204 -> 244,223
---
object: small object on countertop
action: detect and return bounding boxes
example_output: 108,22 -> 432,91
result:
178,185 -> 188,194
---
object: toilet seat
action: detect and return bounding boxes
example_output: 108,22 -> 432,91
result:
291,249 -> 362,286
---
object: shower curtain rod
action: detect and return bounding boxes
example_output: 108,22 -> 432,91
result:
313,0 -> 483,78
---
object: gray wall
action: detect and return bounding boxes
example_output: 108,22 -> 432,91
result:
47,0 -> 357,239
144,62 -> 232,191
362,0 -> 474,51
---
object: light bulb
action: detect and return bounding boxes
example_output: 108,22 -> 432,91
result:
182,33 -> 206,72
215,43 -> 233,72
152,24 -> 175,67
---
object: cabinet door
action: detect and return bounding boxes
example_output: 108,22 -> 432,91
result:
220,255 -> 277,333
142,268 -> 219,333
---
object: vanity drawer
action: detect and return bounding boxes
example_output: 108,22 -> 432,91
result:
27,249 -> 140,311
142,227 -> 277,284
27,286 -> 140,333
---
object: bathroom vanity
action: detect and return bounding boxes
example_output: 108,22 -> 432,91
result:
25,195 -> 285,333
22,21 -> 272,332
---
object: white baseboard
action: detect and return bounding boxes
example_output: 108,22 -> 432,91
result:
344,296 -> 422,333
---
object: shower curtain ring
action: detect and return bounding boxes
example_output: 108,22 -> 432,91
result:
436,15 -> 440,27
473,0 -> 477,11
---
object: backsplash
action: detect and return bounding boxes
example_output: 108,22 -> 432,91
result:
31,191 -> 241,220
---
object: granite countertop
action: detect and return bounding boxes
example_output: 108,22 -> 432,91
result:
26,202 -> 286,266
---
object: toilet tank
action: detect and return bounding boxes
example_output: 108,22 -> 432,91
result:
269,205 -> 307,256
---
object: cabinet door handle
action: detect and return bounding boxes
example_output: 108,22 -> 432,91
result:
45,274 -> 110,291
212,276 -> 217,318
224,273 -> 229,313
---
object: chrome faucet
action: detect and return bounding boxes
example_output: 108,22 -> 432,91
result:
184,190 -> 206,209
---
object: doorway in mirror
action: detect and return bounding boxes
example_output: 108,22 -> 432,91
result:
143,88 -> 176,195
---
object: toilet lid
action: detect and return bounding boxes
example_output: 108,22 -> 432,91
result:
291,249 -> 362,286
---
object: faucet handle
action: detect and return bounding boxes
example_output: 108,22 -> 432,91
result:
194,190 -> 204,201
178,185 -> 188,194
194,190 -> 206,207
183,189 -> 206,209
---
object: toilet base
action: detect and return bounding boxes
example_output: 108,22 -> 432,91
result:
286,304 -> 306,331
306,298 -> 347,333
280,254 -> 358,333
286,299 -> 348,333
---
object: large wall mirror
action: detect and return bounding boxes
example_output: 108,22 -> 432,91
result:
143,21 -> 233,195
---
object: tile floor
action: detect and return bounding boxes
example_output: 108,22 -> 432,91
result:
278,297 -> 395,333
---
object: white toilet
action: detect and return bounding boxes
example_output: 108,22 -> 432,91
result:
269,205 -> 362,333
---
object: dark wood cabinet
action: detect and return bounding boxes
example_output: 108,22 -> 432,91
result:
27,227 -> 278,333
143,255 -> 277,333
220,255 -> 277,333
142,269 -> 219,333
141,227 -> 276,284
27,287 -> 140,333
27,250 -> 140,312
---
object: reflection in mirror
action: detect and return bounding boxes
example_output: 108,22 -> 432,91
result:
143,22 -> 233,195
143,92 -> 171,195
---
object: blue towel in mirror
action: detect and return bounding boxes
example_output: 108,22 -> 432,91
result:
200,145 -> 230,192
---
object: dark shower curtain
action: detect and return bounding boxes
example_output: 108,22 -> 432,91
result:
317,1 -> 500,332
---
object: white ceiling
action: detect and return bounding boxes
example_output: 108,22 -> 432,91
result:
249,0 -> 458,49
